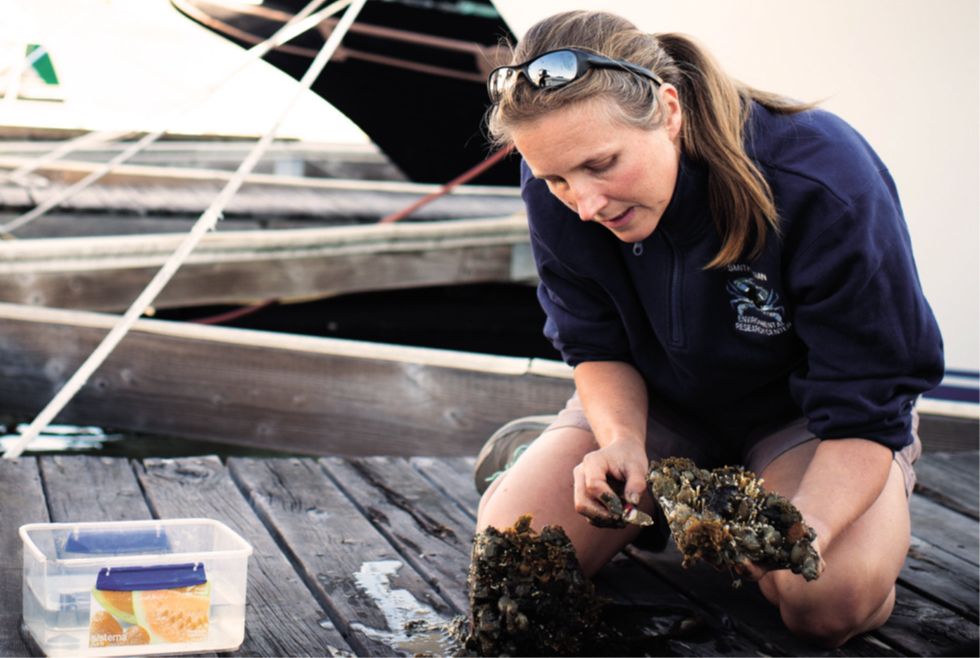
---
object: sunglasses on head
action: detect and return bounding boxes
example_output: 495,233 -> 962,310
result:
487,47 -> 663,103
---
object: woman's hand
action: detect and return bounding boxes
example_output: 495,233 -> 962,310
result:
571,360 -> 651,525
572,438 -> 650,526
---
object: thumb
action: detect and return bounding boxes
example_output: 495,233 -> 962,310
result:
623,462 -> 649,505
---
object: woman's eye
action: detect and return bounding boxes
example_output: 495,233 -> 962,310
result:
586,159 -> 614,174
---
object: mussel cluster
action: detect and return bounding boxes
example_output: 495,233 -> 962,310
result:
647,457 -> 821,583
452,515 -> 606,656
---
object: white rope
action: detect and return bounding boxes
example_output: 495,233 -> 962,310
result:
3,0 -> 369,459
0,0 -> 351,236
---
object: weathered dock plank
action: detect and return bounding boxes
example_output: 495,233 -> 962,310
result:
39,455 -> 151,523
320,456 -> 475,614
227,457 -> 454,657
901,534 -> 978,620
883,585 -> 979,657
0,459 -> 47,658
136,456 -> 354,657
909,494 -> 979,565
915,451 -> 980,519
410,456 -> 482,518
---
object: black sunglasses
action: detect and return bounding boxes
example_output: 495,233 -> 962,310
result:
487,48 -> 663,102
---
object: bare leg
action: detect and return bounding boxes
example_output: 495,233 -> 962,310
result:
757,439 -> 910,647
476,425 -> 650,576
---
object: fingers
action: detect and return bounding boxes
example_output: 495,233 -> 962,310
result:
572,444 -> 650,526
810,537 -> 828,578
622,460 -> 649,506
572,462 -> 620,524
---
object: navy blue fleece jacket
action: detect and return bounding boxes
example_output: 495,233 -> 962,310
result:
525,103 -> 943,451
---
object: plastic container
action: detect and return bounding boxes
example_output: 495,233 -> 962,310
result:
19,518 -> 252,657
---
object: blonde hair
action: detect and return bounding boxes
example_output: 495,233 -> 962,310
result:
488,11 -> 813,268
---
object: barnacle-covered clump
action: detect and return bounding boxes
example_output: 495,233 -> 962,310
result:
451,515 -> 607,656
648,457 -> 821,584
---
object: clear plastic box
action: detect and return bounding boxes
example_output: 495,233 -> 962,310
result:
20,518 -> 252,657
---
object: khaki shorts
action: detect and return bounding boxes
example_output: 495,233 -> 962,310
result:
545,392 -> 922,497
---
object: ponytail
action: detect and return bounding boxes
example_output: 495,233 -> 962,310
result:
655,33 -> 811,267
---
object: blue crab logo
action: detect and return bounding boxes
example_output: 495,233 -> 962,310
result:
727,277 -> 790,335
727,277 -> 784,320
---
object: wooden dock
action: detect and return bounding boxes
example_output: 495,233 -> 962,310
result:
0,157 -> 524,238
1,450 -> 976,657
0,217 -> 535,312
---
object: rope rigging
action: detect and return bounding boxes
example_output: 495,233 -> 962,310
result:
3,0 -> 369,459
0,0 -> 348,238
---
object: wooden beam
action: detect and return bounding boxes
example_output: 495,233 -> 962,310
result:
0,303 -> 574,456
0,155 -> 520,196
0,216 -> 536,310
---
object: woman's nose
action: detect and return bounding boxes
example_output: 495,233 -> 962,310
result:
574,187 -> 608,221
569,186 -> 609,222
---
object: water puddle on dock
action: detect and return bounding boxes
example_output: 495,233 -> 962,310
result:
351,559 -> 455,655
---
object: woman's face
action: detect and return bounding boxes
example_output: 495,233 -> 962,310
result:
511,89 -> 682,244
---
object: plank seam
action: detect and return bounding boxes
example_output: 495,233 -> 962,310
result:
129,460 -> 164,521
408,460 -> 478,523
33,457 -> 56,525
913,483 -> 979,521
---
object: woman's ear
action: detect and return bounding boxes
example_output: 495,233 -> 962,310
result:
658,84 -> 683,142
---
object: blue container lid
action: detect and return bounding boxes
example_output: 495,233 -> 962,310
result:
95,563 -> 207,591
62,527 -> 171,557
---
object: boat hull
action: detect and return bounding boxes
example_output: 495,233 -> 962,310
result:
171,0 -> 520,186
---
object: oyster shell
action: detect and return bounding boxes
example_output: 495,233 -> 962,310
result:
647,457 -> 821,584
594,491 -> 655,528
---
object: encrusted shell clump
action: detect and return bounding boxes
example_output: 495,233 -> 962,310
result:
648,457 -> 821,584
452,515 -> 606,656
593,491 -> 655,528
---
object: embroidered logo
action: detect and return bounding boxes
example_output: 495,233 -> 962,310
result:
726,271 -> 791,337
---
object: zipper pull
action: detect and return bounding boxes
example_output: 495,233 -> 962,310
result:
632,242 -> 644,256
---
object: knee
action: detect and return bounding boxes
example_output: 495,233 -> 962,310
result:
476,476 -> 504,523
777,581 -> 895,648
